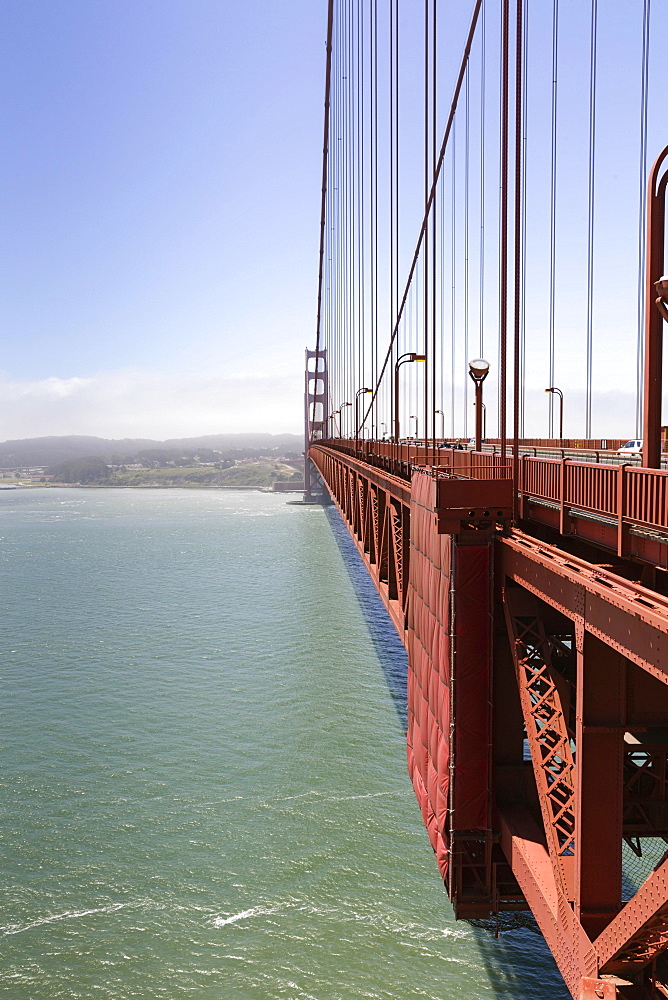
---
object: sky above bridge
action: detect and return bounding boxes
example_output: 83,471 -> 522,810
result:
0,0 -> 326,439
0,1 -> 665,442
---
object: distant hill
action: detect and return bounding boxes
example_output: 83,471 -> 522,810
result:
0,433 -> 303,467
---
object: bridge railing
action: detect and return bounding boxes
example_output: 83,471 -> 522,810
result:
626,465 -> 668,531
520,456 -> 668,534
319,438 -> 512,480
315,440 -> 668,543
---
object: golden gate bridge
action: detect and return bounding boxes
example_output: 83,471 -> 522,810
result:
305,2 -> 668,997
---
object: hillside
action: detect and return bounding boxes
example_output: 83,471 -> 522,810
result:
0,433 -> 303,468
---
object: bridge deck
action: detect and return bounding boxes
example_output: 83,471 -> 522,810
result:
310,440 -> 668,1000
326,440 -> 668,573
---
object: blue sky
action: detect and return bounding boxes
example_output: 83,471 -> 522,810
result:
1,1 -> 666,442
0,0 -> 326,438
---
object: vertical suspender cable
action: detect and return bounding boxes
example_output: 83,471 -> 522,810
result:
584,0 -> 597,439
512,0 -> 523,518
357,0 -> 484,437
370,0 -> 378,437
499,0 -> 510,457
359,0 -> 365,435
395,0 -> 400,441
451,121 -> 457,438
424,0 -> 430,446
440,151 -> 445,436
350,0 -> 355,427
547,0 -> 559,438
312,0 -> 335,442
479,0 -> 485,360
464,65 -> 470,437
431,0 -> 437,453
635,0 -> 651,439
389,0 -> 395,436
465,66 -> 470,434
519,0 -> 528,437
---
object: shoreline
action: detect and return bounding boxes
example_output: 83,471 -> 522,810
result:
2,483 -> 305,493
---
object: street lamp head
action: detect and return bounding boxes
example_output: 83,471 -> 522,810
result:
655,276 -> 668,322
468,358 -> 490,383
396,352 -> 426,369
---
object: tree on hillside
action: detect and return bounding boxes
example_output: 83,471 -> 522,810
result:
48,457 -> 110,483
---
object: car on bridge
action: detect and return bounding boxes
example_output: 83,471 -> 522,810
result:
616,438 -> 643,455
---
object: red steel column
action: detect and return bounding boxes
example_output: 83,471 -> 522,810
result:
642,145 -> 668,470
575,632 -> 625,940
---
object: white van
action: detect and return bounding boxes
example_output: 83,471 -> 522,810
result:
616,439 -> 642,455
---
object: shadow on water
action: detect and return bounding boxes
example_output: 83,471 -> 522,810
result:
324,505 -> 408,732
324,506 -> 571,997
467,913 -> 571,999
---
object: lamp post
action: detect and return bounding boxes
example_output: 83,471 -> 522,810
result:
468,358 -> 490,452
642,143 -> 668,469
339,401 -> 352,437
381,422 -> 387,440
355,387 -> 372,440
332,408 -> 341,437
394,352 -> 426,441
409,415 -> 418,441
472,401 -> 487,442
545,387 -> 563,441
435,409 -> 445,440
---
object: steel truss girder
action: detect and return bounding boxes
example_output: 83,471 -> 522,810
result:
499,806 -> 598,998
309,444 -> 409,634
499,530 -> 668,989
497,529 -> 668,684
595,856 -> 668,974
503,586 -> 576,898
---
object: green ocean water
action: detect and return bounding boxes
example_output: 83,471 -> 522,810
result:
1,488 -> 568,999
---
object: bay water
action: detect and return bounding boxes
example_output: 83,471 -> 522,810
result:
1,488 -> 568,998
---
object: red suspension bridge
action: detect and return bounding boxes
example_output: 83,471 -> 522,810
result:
306,2 -> 668,998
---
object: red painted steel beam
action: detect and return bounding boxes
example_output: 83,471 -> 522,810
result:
575,634 -> 625,939
325,441 -> 668,572
497,529 -> 668,685
313,444 -> 668,995
503,586 -> 576,900
309,443 -> 410,636
498,805 -> 598,998
311,444 -> 411,506
596,856 -> 668,974
642,145 -> 668,471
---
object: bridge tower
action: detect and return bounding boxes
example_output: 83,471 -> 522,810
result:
304,349 -> 329,500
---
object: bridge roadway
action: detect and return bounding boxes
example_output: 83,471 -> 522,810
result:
473,443 -> 668,470
309,439 -> 668,1000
